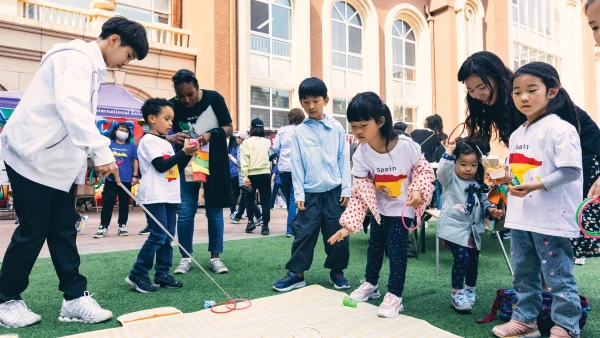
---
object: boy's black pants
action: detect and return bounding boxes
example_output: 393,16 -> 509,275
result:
0,164 -> 86,303
285,185 -> 349,274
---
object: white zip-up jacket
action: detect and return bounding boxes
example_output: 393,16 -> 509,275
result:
0,40 -> 114,192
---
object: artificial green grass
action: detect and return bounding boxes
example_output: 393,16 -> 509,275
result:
0,226 -> 598,338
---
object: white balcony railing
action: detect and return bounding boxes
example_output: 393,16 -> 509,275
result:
16,0 -> 190,48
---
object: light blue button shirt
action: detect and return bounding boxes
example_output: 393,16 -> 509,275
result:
272,124 -> 296,173
290,115 -> 351,202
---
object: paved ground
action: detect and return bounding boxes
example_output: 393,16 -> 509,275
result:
0,207 -> 291,259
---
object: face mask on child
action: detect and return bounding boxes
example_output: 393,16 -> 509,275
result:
116,131 -> 129,141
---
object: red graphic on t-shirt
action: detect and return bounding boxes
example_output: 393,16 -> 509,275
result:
374,174 -> 408,197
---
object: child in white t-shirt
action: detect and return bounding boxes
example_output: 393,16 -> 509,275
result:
126,98 -> 198,294
328,92 -> 435,318
492,62 -> 583,338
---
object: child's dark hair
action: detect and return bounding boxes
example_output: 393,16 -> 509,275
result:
458,51 -> 515,145
99,16 -> 149,60
249,126 -> 265,137
393,121 -> 408,134
424,114 -> 443,135
347,92 -> 394,150
109,122 -> 133,143
228,134 -> 237,152
512,62 -> 580,132
298,77 -> 328,100
142,98 -> 173,124
454,141 -> 485,184
438,132 -> 448,144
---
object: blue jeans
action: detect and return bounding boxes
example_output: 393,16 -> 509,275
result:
511,229 -> 581,337
435,180 -> 443,210
130,203 -> 177,279
365,215 -> 409,297
177,180 -> 224,257
279,172 -> 297,235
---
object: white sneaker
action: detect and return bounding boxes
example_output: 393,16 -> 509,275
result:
349,281 -> 381,302
0,300 -> 41,328
575,257 -> 586,265
58,292 -> 112,323
210,259 -> 229,274
174,259 -> 191,274
464,286 -> 476,305
93,226 -> 107,238
377,293 -> 404,318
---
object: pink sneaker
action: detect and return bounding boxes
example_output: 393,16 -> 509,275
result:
376,292 -> 404,318
550,326 -> 576,338
492,319 -> 540,338
349,281 -> 380,302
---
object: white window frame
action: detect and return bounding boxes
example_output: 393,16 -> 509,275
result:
250,0 -> 293,80
384,4 -> 432,131
331,97 -> 350,132
322,0 -> 379,117
331,1 -> 363,91
510,0 -> 560,71
115,0 -> 171,25
250,86 -> 292,130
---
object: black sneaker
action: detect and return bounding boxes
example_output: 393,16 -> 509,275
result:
139,227 -> 150,235
154,275 -> 183,289
245,221 -> 256,233
126,276 -> 158,293
118,224 -> 129,236
256,217 -> 264,225
261,225 -> 269,236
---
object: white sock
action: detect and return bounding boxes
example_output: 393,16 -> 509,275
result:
182,258 -> 191,263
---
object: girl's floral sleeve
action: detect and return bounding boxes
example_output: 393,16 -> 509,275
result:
407,154 -> 436,210
339,176 -> 381,233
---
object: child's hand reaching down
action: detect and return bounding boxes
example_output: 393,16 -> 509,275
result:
405,191 -> 423,207
487,207 -> 503,220
328,228 -> 352,245
509,181 -> 544,198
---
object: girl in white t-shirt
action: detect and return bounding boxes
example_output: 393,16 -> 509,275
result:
492,62 -> 583,338
126,98 -> 198,294
328,91 -> 435,318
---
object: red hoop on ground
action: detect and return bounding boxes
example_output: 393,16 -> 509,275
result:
210,301 -> 236,314
577,197 -> 600,239
401,203 -> 422,231
448,123 -> 466,144
225,298 -> 252,310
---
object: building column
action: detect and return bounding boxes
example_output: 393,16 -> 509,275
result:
429,2 -> 460,131
562,0 -> 585,108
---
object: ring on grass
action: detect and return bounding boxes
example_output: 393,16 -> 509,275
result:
401,203 -> 422,231
448,123 -> 466,144
210,301 -> 236,314
576,197 -> 600,239
225,298 -> 252,310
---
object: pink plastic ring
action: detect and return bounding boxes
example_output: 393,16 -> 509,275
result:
448,123 -> 466,144
401,203 -> 421,231
225,298 -> 252,310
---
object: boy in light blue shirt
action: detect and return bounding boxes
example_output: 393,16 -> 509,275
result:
272,77 -> 351,292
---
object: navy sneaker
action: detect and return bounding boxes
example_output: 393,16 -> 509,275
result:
154,275 -> 183,289
126,276 -> 158,293
272,271 -> 306,292
329,271 -> 350,290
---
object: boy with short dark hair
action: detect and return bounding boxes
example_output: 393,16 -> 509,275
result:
272,77 -> 351,292
0,16 -> 148,328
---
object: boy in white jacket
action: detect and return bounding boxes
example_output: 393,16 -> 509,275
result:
0,16 -> 148,328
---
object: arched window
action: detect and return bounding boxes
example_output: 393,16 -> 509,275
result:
250,0 -> 292,81
391,20 -> 417,132
331,1 -> 363,92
